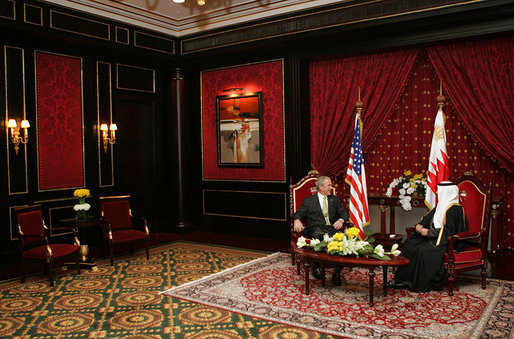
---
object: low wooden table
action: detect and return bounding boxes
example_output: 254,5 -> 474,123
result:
59,217 -> 104,269
294,247 -> 410,307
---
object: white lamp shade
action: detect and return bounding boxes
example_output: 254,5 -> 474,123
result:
8,119 -> 17,128
109,123 -> 118,131
173,0 -> 185,3
21,120 -> 30,128
100,124 -> 108,131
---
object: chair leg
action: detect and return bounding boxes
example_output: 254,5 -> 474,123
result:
21,258 -> 26,283
110,240 -> 114,266
447,264 -> 455,296
291,251 -> 295,266
75,252 -> 81,275
481,262 -> 487,289
145,238 -> 149,260
48,260 -> 54,287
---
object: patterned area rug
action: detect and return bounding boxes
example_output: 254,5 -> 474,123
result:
1,242 -> 343,338
161,252 -> 514,338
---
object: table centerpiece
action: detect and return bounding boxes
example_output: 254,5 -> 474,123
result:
73,188 -> 91,219
297,227 -> 401,260
385,170 -> 427,211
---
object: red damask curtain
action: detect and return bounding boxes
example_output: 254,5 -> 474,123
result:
309,49 -> 418,176
427,36 -> 514,172
365,50 -> 513,250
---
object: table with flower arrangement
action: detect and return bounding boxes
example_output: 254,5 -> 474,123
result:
294,247 -> 409,307
295,228 -> 409,307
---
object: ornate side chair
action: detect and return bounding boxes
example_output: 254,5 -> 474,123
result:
405,173 -> 492,295
289,170 -> 321,267
289,171 -> 345,270
16,204 -> 81,287
445,173 -> 492,295
99,195 -> 150,265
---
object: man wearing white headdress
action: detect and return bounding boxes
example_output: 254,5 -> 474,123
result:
389,182 -> 468,292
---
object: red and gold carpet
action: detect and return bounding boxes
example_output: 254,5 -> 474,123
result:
2,242 -> 343,338
161,252 -> 514,338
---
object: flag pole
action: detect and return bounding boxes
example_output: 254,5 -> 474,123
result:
437,81 -> 445,111
345,87 -> 370,240
356,87 -> 363,128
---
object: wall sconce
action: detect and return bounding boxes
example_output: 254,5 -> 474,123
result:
100,123 -> 117,153
8,119 -> 30,155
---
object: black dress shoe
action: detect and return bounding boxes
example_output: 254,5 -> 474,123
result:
332,267 -> 342,286
312,265 -> 322,280
387,279 -> 407,289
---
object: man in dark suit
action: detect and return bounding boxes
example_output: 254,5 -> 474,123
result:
292,175 -> 349,285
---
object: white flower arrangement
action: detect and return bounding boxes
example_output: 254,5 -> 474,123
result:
73,203 -> 91,211
297,228 -> 401,260
385,170 -> 427,211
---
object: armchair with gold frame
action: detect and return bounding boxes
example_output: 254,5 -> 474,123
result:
406,173 -> 492,295
289,170 -> 348,270
99,195 -> 150,265
16,204 -> 81,287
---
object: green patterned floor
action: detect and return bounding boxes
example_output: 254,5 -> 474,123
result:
0,241 -> 339,338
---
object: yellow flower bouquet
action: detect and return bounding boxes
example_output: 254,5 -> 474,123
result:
73,188 -> 91,218
297,227 -> 401,260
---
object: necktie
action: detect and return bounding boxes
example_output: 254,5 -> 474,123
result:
322,196 -> 330,225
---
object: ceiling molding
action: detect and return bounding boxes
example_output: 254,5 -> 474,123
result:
41,0 -> 347,37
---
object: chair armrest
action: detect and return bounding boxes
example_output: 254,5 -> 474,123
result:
447,229 -> 485,259
130,216 -> 149,234
406,226 -> 415,239
448,230 -> 481,241
47,226 -> 77,235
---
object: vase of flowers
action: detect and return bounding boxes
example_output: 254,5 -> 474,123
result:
73,188 -> 91,219
385,170 -> 427,211
297,227 -> 401,260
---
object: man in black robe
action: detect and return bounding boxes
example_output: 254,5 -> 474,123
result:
389,182 -> 468,292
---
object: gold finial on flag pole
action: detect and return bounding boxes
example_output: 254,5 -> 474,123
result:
437,81 -> 445,110
356,87 -> 363,117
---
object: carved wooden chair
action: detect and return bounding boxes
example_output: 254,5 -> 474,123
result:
445,173 -> 492,295
289,170 -> 322,268
289,171 -> 346,270
99,195 -> 150,265
405,173 -> 492,295
16,204 -> 81,287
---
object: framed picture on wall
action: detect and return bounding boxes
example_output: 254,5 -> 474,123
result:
216,92 -> 264,167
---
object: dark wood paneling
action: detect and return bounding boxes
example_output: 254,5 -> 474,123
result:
50,10 -> 110,40
23,3 -> 42,26
4,46 -> 28,195
116,64 -> 155,93
0,0 -> 15,20
114,94 -> 162,222
115,26 -> 129,45
203,189 -> 287,221
96,61 -> 114,187
134,31 -> 174,55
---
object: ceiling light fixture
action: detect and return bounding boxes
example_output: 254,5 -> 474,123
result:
173,0 -> 205,5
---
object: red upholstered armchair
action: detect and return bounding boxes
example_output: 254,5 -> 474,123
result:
100,195 -> 150,265
405,173 -> 492,295
16,204 -> 81,287
289,170 -> 338,267
445,173 -> 493,295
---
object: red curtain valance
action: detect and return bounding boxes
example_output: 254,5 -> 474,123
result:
309,49 -> 418,176
427,37 -> 514,173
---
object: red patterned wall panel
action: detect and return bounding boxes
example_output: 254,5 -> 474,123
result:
36,51 -> 84,190
201,60 -> 285,181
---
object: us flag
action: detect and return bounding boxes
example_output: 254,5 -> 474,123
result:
345,114 -> 370,240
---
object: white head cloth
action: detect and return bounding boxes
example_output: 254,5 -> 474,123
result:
433,181 -> 459,229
